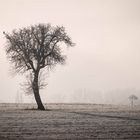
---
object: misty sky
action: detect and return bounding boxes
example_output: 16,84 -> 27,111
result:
0,0 -> 140,104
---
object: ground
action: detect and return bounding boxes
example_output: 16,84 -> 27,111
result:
0,103 -> 140,140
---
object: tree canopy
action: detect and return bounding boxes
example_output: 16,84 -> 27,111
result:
4,24 -> 74,73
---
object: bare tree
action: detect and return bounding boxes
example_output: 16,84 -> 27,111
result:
128,94 -> 138,108
15,90 -> 23,104
4,24 -> 74,110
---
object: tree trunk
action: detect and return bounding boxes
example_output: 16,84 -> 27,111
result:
33,70 -> 45,110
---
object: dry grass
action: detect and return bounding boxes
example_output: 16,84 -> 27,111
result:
0,103 -> 140,139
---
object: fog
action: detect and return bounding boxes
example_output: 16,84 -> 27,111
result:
0,0 -> 140,105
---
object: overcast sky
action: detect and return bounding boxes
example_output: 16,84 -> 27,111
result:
0,0 -> 140,104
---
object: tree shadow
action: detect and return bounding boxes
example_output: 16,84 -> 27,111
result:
70,111 -> 140,121
53,109 -> 140,121
23,107 -> 140,121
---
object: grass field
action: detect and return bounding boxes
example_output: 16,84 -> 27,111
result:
0,103 -> 140,140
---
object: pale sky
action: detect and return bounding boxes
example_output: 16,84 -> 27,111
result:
0,0 -> 140,104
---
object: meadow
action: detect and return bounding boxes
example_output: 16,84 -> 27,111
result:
0,103 -> 140,139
